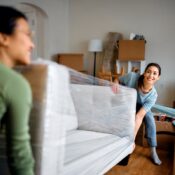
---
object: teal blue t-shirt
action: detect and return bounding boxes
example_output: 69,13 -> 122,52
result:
119,72 -> 157,112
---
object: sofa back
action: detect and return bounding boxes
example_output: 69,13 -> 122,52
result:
70,84 -> 136,141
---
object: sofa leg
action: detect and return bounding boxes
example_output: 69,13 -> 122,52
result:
117,155 -> 130,166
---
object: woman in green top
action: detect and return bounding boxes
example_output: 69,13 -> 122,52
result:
0,6 -> 35,175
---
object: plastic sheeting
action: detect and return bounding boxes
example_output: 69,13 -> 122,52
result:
64,130 -> 134,175
20,61 -> 68,175
0,59 -> 137,175
66,65 -> 137,174
71,84 -> 136,140
68,67 -> 136,140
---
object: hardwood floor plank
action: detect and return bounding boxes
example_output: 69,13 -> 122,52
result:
105,145 -> 173,175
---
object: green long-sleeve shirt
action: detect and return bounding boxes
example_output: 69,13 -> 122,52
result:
0,63 -> 34,175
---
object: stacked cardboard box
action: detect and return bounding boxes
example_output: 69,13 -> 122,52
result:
57,53 -> 84,72
118,40 -> 145,60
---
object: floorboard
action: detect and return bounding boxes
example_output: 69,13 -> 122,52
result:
105,145 -> 173,175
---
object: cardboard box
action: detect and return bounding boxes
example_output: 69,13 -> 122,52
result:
57,53 -> 84,71
155,121 -> 175,150
118,40 -> 145,60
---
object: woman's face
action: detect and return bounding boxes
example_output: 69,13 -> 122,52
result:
143,66 -> 160,86
5,18 -> 34,66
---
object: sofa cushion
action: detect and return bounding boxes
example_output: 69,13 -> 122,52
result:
63,130 -> 133,175
70,84 -> 136,140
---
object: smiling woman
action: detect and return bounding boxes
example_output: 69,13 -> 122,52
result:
0,16 -> 34,67
0,6 -> 34,175
115,63 -> 162,165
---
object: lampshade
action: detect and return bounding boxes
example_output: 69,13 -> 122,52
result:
88,39 -> 103,52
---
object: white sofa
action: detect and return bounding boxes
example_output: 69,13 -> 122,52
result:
0,61 -> 136,175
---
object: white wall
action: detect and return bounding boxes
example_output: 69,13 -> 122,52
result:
68,0 -> 175,107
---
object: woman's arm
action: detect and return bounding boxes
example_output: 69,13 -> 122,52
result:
134,90 -> 158,139
134,107 -> 147,139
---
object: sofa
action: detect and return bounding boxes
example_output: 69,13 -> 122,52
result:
0,60 -> 137,175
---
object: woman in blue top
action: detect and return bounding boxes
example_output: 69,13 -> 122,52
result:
118,63 -> 161,165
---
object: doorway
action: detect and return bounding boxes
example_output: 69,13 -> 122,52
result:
16,3 -> 48,60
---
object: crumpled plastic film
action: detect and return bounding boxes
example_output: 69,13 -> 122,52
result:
68,68 -> 137,141
0,60 -> 69,175
0,59 -> 137,175
24,60 -> 68,175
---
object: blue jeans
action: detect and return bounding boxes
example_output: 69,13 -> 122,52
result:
137,104 -> 157,147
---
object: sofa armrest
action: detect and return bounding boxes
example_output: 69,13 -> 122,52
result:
71,84 -> 136,141
16,61 -> 69,175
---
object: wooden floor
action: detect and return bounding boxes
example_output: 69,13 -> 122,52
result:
105,145 -> 173,175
